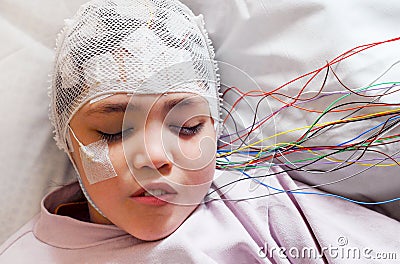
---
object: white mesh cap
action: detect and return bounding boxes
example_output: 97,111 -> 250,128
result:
49,0 -> 221,152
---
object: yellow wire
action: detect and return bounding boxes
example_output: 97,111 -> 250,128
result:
223,141 -> 397,168
218,108 -> 400,157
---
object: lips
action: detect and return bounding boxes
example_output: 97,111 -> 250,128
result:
130,182 -> 177,206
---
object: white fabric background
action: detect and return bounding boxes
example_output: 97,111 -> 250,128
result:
0,0 -> 84,245
1,0 -> 399,244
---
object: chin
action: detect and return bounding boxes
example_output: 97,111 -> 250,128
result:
131,224 -> 181,242
128,207 -> 198,241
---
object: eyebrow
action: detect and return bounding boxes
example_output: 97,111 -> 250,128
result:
85,96 -> 204,116
85,102 -> 130,116
163,96 -> 203,112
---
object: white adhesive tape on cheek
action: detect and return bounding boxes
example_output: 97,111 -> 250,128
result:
68,126 -> 118,184
79,139 -> 118,185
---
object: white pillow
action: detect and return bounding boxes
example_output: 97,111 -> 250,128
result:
0,0 -> 86,244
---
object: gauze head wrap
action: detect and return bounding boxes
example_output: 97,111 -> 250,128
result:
49,0 -> 221,152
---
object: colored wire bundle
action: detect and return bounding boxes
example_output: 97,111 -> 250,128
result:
211,36 -> 400,205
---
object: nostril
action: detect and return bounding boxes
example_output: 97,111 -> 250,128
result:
158,163 -> 172,175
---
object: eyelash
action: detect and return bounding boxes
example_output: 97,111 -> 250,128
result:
99,131 -> 124,143
98,123 -> 204,143
171,123 -> 204,137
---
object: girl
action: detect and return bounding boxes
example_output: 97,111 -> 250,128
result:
1,0 -> 399,263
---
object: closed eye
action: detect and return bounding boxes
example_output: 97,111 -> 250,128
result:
170,123 -> 204,137
98,128 -> 134,143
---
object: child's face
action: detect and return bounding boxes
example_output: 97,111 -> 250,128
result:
69,92 -> 216,241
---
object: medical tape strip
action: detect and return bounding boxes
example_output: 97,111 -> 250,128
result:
68,126 -> 118,184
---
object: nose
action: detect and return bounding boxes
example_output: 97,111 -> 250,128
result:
130,123 -> 172,174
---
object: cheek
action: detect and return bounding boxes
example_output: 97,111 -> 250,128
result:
69,144 -> 88,185
182,136 -> 214,153
70,142 -> 132,201
108,143 -> 128,172
170,130 -> 216,171
187,156 -> 216,185
173,160 -> 215,206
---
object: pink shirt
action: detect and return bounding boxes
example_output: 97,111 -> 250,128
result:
1,168 -> 399,263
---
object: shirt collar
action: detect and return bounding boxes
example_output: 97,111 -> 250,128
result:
33,182 -> 142,249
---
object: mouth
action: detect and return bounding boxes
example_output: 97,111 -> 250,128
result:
141,189 -> 171,197
130,182 -> 178,206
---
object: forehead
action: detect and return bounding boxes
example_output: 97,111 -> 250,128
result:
80,93 -> 209,118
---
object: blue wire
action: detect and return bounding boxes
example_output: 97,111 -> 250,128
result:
217,150 -> 262,155
217,142 -> 400,205
337,115 -> 400,146
238,169 -> 400,205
